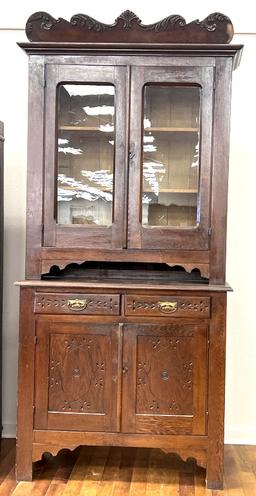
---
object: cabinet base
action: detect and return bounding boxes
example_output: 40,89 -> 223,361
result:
16,431 -> 223,489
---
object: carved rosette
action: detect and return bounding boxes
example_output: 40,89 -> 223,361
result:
25,10 -> 234,43
127,299 -> 209,314
34,294 -> 119,314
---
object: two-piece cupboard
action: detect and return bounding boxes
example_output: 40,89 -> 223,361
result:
16,10 -> 243,489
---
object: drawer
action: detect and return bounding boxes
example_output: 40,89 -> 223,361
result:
125,295 -> 210,318
34,293 -> 120,315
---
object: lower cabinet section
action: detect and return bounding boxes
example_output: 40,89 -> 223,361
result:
16,286 -> 227,490
34,319 -> 208,436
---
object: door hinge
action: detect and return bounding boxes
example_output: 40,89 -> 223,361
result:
206,410 -> 209,416
128,144 -> 135,162
34,336 -> 38,345
208,227 -> 212,236
43,79 -> 46,88
207,339 -> 210,349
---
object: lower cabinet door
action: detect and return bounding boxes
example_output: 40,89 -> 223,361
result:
121,323 -> 208,435
34,320 -> 119,431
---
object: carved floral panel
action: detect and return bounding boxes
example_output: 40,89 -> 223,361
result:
48,333 -> 108,413
136,334 -> 194,415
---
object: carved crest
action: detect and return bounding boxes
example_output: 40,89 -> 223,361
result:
25,10 -> 234,43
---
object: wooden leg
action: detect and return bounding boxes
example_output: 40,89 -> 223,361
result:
206,445 -> 224,490
206,475 -> 224,491
206,293 -> 226,490
15,445 -> 33,481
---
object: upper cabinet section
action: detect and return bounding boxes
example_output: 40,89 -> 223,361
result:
19,11 -> 243,281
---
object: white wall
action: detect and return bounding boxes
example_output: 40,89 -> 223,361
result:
0,2 -> 255,443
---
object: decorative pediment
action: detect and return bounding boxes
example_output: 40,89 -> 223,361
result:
25,11 -> 234,43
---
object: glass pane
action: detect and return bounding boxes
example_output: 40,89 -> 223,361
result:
142,85 -> 200,228
57,84 -> 115,225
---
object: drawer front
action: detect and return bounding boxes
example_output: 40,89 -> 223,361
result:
125,295 -> 210,318
34,293 -> 120,315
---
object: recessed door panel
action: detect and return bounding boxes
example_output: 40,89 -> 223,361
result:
34,321 -> 119,431
122,323 -> 208,435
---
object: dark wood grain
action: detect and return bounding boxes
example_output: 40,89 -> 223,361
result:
25,11 -> 234,44
17,12 -> 241,489
17,45 -> 243,72
19,37 -> 242,281
124,295 -> 210,318
122,323 -> 208,436
16,288 -> 35,481
39,248 -> 210,278
209,58 -> 233,284
34,292 -> 120,315
24,59 -> 45,279
16,279 -> 232,292
33,429 -> 208,448
34,321 -> 119,432
206,292 -> 227,489
16,282 -> 229,486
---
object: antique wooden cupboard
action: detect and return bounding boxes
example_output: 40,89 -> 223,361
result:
16,11 -> 243,489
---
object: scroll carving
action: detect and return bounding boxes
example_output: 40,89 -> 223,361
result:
128,299 -> 209,314
25,10 -> 234,43
34,293 -> 119,314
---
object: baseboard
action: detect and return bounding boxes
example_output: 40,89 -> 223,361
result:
225,427 -> 256,445
2,423 -> 16,438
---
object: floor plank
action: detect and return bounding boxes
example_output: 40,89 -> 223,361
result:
0,442 -> 255,495
96,446 -> 122,496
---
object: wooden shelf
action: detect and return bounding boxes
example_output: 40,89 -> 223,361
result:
58,184 -> 112,193
143,188 -> 198,193
59,126 -> 198,133
144,127 -> 199,132
59,186 -> 196,194
59,126 -> 114,132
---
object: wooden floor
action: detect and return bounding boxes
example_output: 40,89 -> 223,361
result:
0,440 -> 255,495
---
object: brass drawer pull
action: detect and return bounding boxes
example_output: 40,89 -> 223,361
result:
67,299 -> 88,311
158,301 -> 178,313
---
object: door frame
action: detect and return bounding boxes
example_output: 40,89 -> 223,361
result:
43,64 -> 128,249
128,65 -> 214,250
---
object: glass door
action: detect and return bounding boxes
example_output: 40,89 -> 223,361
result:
128,66 -> 214,250
57,83 -> 115,227
43,65 -> 128,249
